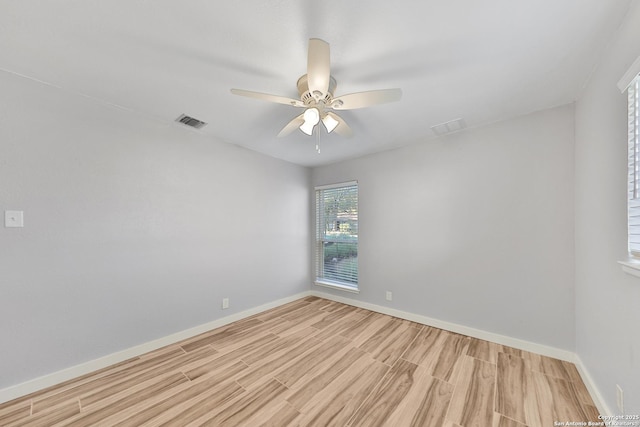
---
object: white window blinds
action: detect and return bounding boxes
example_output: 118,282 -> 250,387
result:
315,182 -> 358,288
628,77 -> 640,255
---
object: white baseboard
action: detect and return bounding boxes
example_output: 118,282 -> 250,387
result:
0,291 -> 311,405
1,289 -> 609,417
311,290 -> 610,415
311,290 -> 575,361
574,355 -> 612,416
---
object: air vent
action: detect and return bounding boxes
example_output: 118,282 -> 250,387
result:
175,114 -> 207,129
430,118 -> 466,136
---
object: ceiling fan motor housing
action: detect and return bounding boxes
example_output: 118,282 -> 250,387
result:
297,74 -> 337,107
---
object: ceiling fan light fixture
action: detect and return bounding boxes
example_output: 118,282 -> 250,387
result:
322,113 -> 339,133
230,38 -> 401,142
300,107 -> 320,135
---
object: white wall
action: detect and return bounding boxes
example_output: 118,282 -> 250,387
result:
0,71 -> 311,389
575,0 -> 640,414
312,105 -> 576,350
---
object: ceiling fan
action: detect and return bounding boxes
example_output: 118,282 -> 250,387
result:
230,38 -> 402,138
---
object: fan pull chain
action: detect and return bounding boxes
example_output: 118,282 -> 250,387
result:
316,125 -> 321,154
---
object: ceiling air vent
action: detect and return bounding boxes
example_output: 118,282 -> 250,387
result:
430,118 -> 466,136
175,114 -> 207,129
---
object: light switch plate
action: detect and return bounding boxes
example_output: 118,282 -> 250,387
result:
5,211 -> 24,228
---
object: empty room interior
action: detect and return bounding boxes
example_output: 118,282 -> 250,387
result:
1,1 -> 640,426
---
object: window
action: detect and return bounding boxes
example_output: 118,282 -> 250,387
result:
618,57 -> 640,275
628,76 -> 640,256
315,181 -> 358,290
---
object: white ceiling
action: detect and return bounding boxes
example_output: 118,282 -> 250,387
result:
0,1 -> 633,167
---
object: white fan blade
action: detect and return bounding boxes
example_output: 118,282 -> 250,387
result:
277,113 -> 306,137
231,89 -> 305,108
326,112 -> 353,137
331,88 -> 402,110
307,38 -> 331,98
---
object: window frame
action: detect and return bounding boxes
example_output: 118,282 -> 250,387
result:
314,181 -> 359,292
618,57 -> 640,277
628,77 -> 640,257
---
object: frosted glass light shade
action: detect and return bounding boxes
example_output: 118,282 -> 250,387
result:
300,108 -> 320,135
322,114 -> 339,133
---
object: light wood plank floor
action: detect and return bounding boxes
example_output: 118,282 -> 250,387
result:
0,296 -> 601,426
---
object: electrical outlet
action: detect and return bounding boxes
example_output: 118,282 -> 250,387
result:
617,384 -> 624,413
385,291 -> 393,301
222,298 -> 229,309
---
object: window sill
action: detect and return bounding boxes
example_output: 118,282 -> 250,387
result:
314,281 -> 360,294
618,260 -> 640,278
